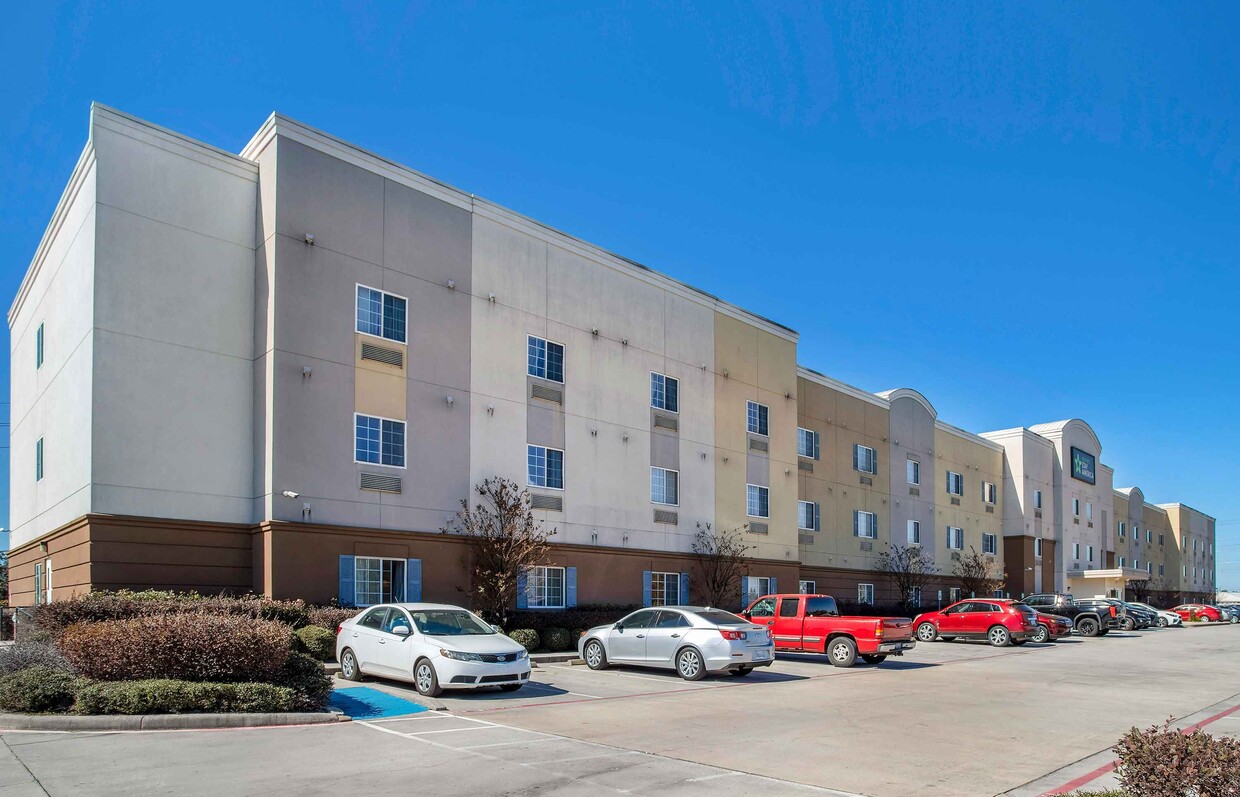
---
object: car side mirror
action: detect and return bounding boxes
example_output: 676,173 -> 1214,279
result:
614,622 -> 624,632
391,625 -> 411,637
741,611 -> 751,619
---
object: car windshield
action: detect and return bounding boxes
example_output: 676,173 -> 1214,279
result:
694,609 -> 749,625
408,609 -> 495,636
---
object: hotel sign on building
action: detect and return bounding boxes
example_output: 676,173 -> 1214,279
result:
1070,447 -> 1096,485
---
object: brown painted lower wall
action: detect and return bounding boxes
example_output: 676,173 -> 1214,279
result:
1002,536 -> 1056,598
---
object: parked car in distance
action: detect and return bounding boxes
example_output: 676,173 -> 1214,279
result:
1022,593 -> 1121,637
1118,601 -> 1155,630
740,594 -> 915,667
1169,604 -> 1224,623
914,599 -> 1040,647
1211,605 -> 1240,624
1031,612 -> 1073,643
579,606 -> 774,680
337,603 -> 531,697
1128,602 -> 1183,628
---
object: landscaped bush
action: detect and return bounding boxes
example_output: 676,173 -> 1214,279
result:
0,641 -> 76,677
1113,720 -> 1240,797
271,652 -> 333,710
294,626 -> 337,662
0,667 -> 78,713
74,680 -> 297,715
508,629 -> 540,651
832,600 -> 922,618
59,614 -> 292,683
505,605 -> 641,635
30,591 -> 312,637
539,627 -> 572,652
308,606 -> 357,632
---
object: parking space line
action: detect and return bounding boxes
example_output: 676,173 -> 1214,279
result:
404,726 -> 498,735
687,771 -> 743,783
457,737 -> 562,751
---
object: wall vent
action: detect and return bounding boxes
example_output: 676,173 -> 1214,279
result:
1073,518 -> 1080,525
799,533 -> 815,545
798,460 -> 814,473
859,476 -> 873,486
653,414 -> 678,432
359,473 -> 402,493
985,505 -> 994,514
748,438 -> 769,453
653,509 -> 678,525
748,522 -> 769,535
860,541 -> 873,552
1087,521 -> 1094,528
530,384 -> 563,405
950,497 -> 961,506
530,493 -> 563,511
360,342 -> 404,368
1034,510 -> 1043,519
908,487 -> 920,497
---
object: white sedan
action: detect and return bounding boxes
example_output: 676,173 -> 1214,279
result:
337,603 -> 531,697
1129,602 -> 1184,628
579,606 -> 774,680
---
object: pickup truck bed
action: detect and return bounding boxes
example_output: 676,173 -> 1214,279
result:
742,593 -> 916,667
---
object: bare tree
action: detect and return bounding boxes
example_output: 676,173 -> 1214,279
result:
952,547 -> 1007,599
876,544 -> 939,609
441,478 -> 555,627
691,522 -> 752,608
1125,578 -> 1153,604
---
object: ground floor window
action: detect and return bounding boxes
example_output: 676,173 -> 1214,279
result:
949,587 -> 962,602
910,586 -> 922,607
858,583 -> 875,605
743,576 -> 773,607
34,560 -> 51,605
527,566 -> 566,608
799,580 -> 816,594
649,572 -> 680,607
355,557 -> 406,606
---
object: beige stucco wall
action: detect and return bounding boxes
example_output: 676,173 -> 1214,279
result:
934,425 -> 1005,571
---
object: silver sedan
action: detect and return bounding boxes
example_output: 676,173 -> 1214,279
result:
578,606 -> 774,680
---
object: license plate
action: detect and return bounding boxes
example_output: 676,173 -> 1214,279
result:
753,649 -> 771,660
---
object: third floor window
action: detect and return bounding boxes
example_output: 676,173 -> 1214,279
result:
747,401 -> 768,436
854,445 -> 877,475
797,428 -> 819,459
356,285 -> 406,343
650,373 -> 678,412
527,336 -> 564,383
946,471 -> 963,496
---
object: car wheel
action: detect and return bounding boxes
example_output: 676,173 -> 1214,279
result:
728,667 -> 753,677
339,647 -> 363,682
860,654 -> 887,665
987,626 -> 1010,647
583,639 -> 608,671
414,659 -> 443,697
676,647 -> 706,681
1157,617 -> 1168,628
828,637 -> 858,668
1121,617 -> 1135,631
1077,617 -> 1100,637
499,684 -> 522,692
916,622 -> 938,643
1201,616 -> 1212,623
1032,625 -> 1050,644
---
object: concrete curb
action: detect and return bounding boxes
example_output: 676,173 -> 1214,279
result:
0,711 -> 347,732
1184,621 -> 1238,629
530,653 -> 579,664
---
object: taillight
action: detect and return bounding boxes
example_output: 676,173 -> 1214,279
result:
337,624 -> 344,634
875,620 -> 884,638
1109,606 -> 1117,618
720,629 -> 746,641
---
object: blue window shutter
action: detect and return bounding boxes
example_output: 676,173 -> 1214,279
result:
339,556 -> 355,606
740,576 -> 750,609
813,433 -> 820,460
642,571 -> 652,607
679,572 -> 690,605
813,503 -> 821,531
406,558 -> 422,602
770,577 -> 778,595
853,511 -> 860,537
516,570 -> 528,609
566,567 -> 578,608
853,445 -> 859,470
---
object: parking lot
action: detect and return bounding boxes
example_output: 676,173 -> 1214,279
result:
2,626 -> 1238,796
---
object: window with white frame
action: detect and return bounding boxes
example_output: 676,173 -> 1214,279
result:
747,401 -> 769,436
527,335 -> 565,383
746,484 -> 769,518
651,373 -> 678,413
1147,562 -> 1153,575
651,467 -> 679,505
1119,521 -> 1126,538
947,526 -> 964,550
1034,489 -> 1043,509
1146,529 -> 1152,543
1073,542 -> 1080,561
910,586 -> 922,607
744,576 -> 772,606
1183,565 -> 1187,578
33,562 -> 45,606
1086,502 -> 1093,520
797,428 -> 819,459
1118,556 -> 1126,568
528,445 -> 565,489
36,322 -> 44,369
907,519 -> 921,545
983,533 -> 997,555
1034,537 -> 1043,557
854,510 -> 878,539
355,414 -> 406,467
854,444 -> 877,475
982,481 -> 997,504
1072,498 -> 1080,516
526,566 -> 566,608
946,471 -> 963,496
354,557 -> 407,606
949,587 -> 962,602
992,589 -> 1004,599
858,583 -> 875,605
649,572 -> 681,607
799,580 -> 816,595
907,458 -> 920,486
356,285 -> 407,343
1133,559 -> 1140,571
798,500 -> 819,531
1087,545 -> 1095,563
36,437 -> 44,482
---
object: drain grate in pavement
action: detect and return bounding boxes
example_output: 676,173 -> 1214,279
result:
329,687 -> 429,719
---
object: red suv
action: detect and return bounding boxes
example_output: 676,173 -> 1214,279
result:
914,599 -> 1040,647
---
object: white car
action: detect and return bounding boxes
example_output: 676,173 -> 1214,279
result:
579,606 -> 774,680
336,603 -> 531,697
1129,602 -> 1183,628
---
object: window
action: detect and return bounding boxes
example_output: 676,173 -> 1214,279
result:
1034,537 -> 1043,557
1118,556 -> 1126,568
798,500 -> 819,531
907,458 -> 920,485
1147,562 -> 1153,575
354,557 -> 407,606
649,572 -> 681,607
527,336 -> 565,383
746,484 -> 769,518
356,285 -> 406,343
527,566 -> 566,608
797,428 -> 820,459
355,414 -> 405,467
949,587 -> 962,602
1133,559 -> 1140,570
1034,489 -> 1043,509
799,580 -> 817,594
528,446 -> 565,490
34,563 -> 44,606
1073,499 -> 1080,516
1146,529 -> 1152,543
910,586 -> 922,607
36,437 -> 44,482
946,471 -> 963,496
858,583 -> 875,605
1118,521 -> 1126,538
746,401 -> 769,436
982,482 -> 997,504
1086,502 -> 1093,520
779,598 -> 799,617
744,577 -> 772,606
1159,533 -> 1164,546
947,526 -> 964,550
1073,542 -> 1080,561
907,519 -> 921,545
651,467 -> 679,505
1159,564 -> 1165,576
854,510 -> 878,539
983,533 -> 997,555
854,445 -> 877,475
36,322 -> 44,369
651,373 -> 678,412
1183,565 -> 1187,578
1087,545 -> 1094,563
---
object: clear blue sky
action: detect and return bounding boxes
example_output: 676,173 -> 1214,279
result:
1,3 -> 1237,581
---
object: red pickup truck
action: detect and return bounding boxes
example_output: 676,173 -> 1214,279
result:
741,593 -> 916,667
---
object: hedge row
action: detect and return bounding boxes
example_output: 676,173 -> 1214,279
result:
75,680 -> 298,715
294,626 -> 337,662
30,591 -> 314,636
505,605 -> 640,635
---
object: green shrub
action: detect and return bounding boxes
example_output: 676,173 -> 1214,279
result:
0,642 -> 75,677
59,614 -> 292,683
0,666 -> 79,713
294,626 -> 337,662
74,680 -> 298,715
1113,720 -> 1240,797
308,606 -> 357,632
540,627 -> 572,652
270,652 -> 333,711
506,605 -> 641,635
32,591 -> 312,636
508,629 -> 540,651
